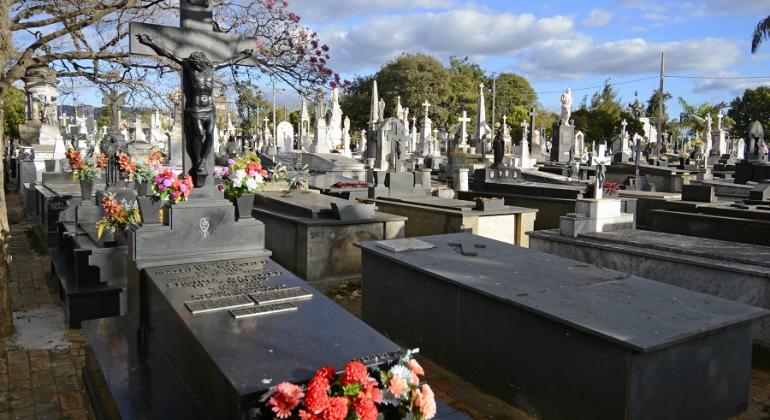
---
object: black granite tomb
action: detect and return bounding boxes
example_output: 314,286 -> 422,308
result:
357,233 -> 767,420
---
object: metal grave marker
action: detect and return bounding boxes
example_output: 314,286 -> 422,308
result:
249,287 -> 312,305
184,294 -> 253,315
230,302 -> 297,319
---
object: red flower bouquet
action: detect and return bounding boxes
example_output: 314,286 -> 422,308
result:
265,350 -> 436,420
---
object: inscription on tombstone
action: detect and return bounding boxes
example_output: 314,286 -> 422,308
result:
184,295 -> 254,314
230,302 -> 298,319
165,259 -> 313,318
249,287 -> 312,305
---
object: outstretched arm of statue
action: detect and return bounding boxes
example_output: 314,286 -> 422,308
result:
216,49 -> 254,69
136,33 -> 183,65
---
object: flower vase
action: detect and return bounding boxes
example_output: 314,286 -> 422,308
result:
114,230 -> 128,247
79,179 -> 93,201
234,194 -> 255,221
137,196 -> 163,225
135,180 -> 149,196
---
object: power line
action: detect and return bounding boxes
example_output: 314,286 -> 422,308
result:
535,74 -> 770,95
536,76 -> 658,95
667,75 -> 770,80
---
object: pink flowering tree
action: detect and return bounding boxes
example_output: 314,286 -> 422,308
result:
0,0 -> 337,337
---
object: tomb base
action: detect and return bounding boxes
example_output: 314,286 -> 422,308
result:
560,198 -> 635,237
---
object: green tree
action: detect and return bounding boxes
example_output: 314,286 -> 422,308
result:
377,54 -> 452,126
2,86 -> 24,140
96,113 -> 112,130
340,74 -> 375,131
646,90 -> 672,118
235,83 -> 269,133
752,15 -> 770,54
446,56 -> 486,130
570,80 -> 629,147
678,98 -> 734,139
728,86 -> 770,136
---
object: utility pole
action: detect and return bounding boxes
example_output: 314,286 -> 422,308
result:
491,76 -> 497,128
656,52 -> 665,161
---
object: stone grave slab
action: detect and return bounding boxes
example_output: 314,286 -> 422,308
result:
110,257 -> 403,419
529,228 -> 770,349
681,184 -> 715,203
252,191 -> 406,290
365,196 -> 538,246
357,232 -> 767,420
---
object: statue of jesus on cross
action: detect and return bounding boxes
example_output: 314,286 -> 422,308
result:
136,33 -> 252,186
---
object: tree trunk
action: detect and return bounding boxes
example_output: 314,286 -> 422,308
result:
0,0 -> 15,337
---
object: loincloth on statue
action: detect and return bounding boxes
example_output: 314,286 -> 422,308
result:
184,107 -> 215,119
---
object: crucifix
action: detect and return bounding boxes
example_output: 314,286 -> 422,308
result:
100,87 -> 128,133
458,111 -> 471,147
130,0 -> 260,192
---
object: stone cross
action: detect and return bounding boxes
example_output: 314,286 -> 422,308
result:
621,119 -> 627,135
422,100 -> 431,117
130,0 -> 261,192
101,88 -> 128,132
718,112 -> 723,131
502,115 -> 507,126
458,111 -> 471,146
263,117 -> 270,134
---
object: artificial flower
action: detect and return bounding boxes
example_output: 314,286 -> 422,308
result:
268,382 -> 304,419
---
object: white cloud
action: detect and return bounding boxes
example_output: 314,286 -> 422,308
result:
694,72 -> 770,95
616,0 -> 668,13
700,0 -> 770,14
582,9 -> 612,27
287,0 -> 453,21
323,10 -> 574,72
519,36 -> 742,80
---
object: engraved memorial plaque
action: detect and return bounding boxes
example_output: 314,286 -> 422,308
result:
249,287 -> 312,305
230,302 -> 297,319
184,294 -> 253,315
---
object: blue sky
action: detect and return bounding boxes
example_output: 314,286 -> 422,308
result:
285,0 -> 770,116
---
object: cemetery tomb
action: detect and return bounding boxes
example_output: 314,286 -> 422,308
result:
85,257 -> 468,419
529,228 -> 770,350
252,190 -> 406,290
362,196 -> 537,246
357,233 -> 767,420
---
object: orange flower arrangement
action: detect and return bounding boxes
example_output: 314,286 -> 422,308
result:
145,148 -> 166,166
96,153 -> 108,169
117,152 -> 137,175
96,192 -> 140,239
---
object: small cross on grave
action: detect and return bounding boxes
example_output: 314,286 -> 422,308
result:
448,240 -> 487,257
422,100 -> 431,117
458,111 -> 471,147
621,119 -> 628,135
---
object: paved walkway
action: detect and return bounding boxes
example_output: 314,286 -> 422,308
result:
0,193 -> 92,420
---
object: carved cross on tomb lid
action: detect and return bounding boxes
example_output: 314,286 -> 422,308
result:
448,240 -> 487,257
